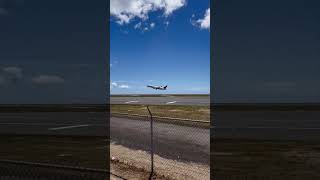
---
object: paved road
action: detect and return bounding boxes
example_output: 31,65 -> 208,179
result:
111,117 -> 210,164
111,96 -> 209,105
213,110 -> 320,140
1,110 -> 320,165
0,112 -> 209,164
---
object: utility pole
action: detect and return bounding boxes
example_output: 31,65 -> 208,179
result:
146,105 -> 154,179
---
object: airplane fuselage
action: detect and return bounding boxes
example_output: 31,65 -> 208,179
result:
147,85 -> 167,90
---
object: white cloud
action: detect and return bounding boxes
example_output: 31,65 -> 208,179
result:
110,60 -> 119,68
162,0 -> 186,15
150,22 -> 155,28
110,0 -> 186,25
110,82 -> 118,89
134,22 -> 142,29
134,22 -> 155,32
1,66 -> 24,84
111,81 -> 130,89
119,84 -> 130,89
164,21 -> 170,27
193,8 -> 210,30
32,75 -> 64,85
2,66 -> 23,79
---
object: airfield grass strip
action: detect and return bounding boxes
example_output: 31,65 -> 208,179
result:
111,104 -> 210,122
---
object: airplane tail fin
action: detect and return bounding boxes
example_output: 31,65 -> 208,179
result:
164,85 -> 167,90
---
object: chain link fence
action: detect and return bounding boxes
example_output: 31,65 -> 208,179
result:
111,105 -> 320,179
3,105 -> 314,179
110,105 -> 153,179
110,104 -> 210,179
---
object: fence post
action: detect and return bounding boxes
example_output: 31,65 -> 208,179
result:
146,106 -> 154,179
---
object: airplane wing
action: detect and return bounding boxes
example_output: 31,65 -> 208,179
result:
147,85 -> 156,89
147,85 -> 167,90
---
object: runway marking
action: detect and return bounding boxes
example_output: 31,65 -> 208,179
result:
166,101 -> 177,104
125,100 -> 139,104
48,124 -> 89,131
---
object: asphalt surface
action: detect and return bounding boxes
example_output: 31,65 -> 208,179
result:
111,117 -> 210,164
0,112 -> 108,136
0,112 -> 209,164
213,110 -> 320,140
111,96 -> 210,105
1,110 -> 320,165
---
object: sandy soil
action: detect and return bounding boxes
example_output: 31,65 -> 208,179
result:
110,143 -> 209,180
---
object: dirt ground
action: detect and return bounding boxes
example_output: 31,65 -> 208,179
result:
110,143 -> 210,180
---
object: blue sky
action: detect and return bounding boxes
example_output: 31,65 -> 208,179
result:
110,0 -> 210,94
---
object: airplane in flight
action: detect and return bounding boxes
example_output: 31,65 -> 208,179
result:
147,85 -> 167,90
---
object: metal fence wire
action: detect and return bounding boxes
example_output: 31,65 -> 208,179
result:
148,105 -> 210,179
110,105 -> 288,180
110,104 -> 210,179
110,105 -> 153,179
0,106 -> 297,180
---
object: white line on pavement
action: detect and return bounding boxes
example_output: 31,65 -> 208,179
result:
166,101 -> 177,104
48,124 -> 89,131
125,101 -> 139,104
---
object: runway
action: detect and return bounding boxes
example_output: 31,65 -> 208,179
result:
0,112 -> 108,136
0,112 -> 209,164
1,110 -> 320,141
110,95 -> 210,105
1,109 -> 320,165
